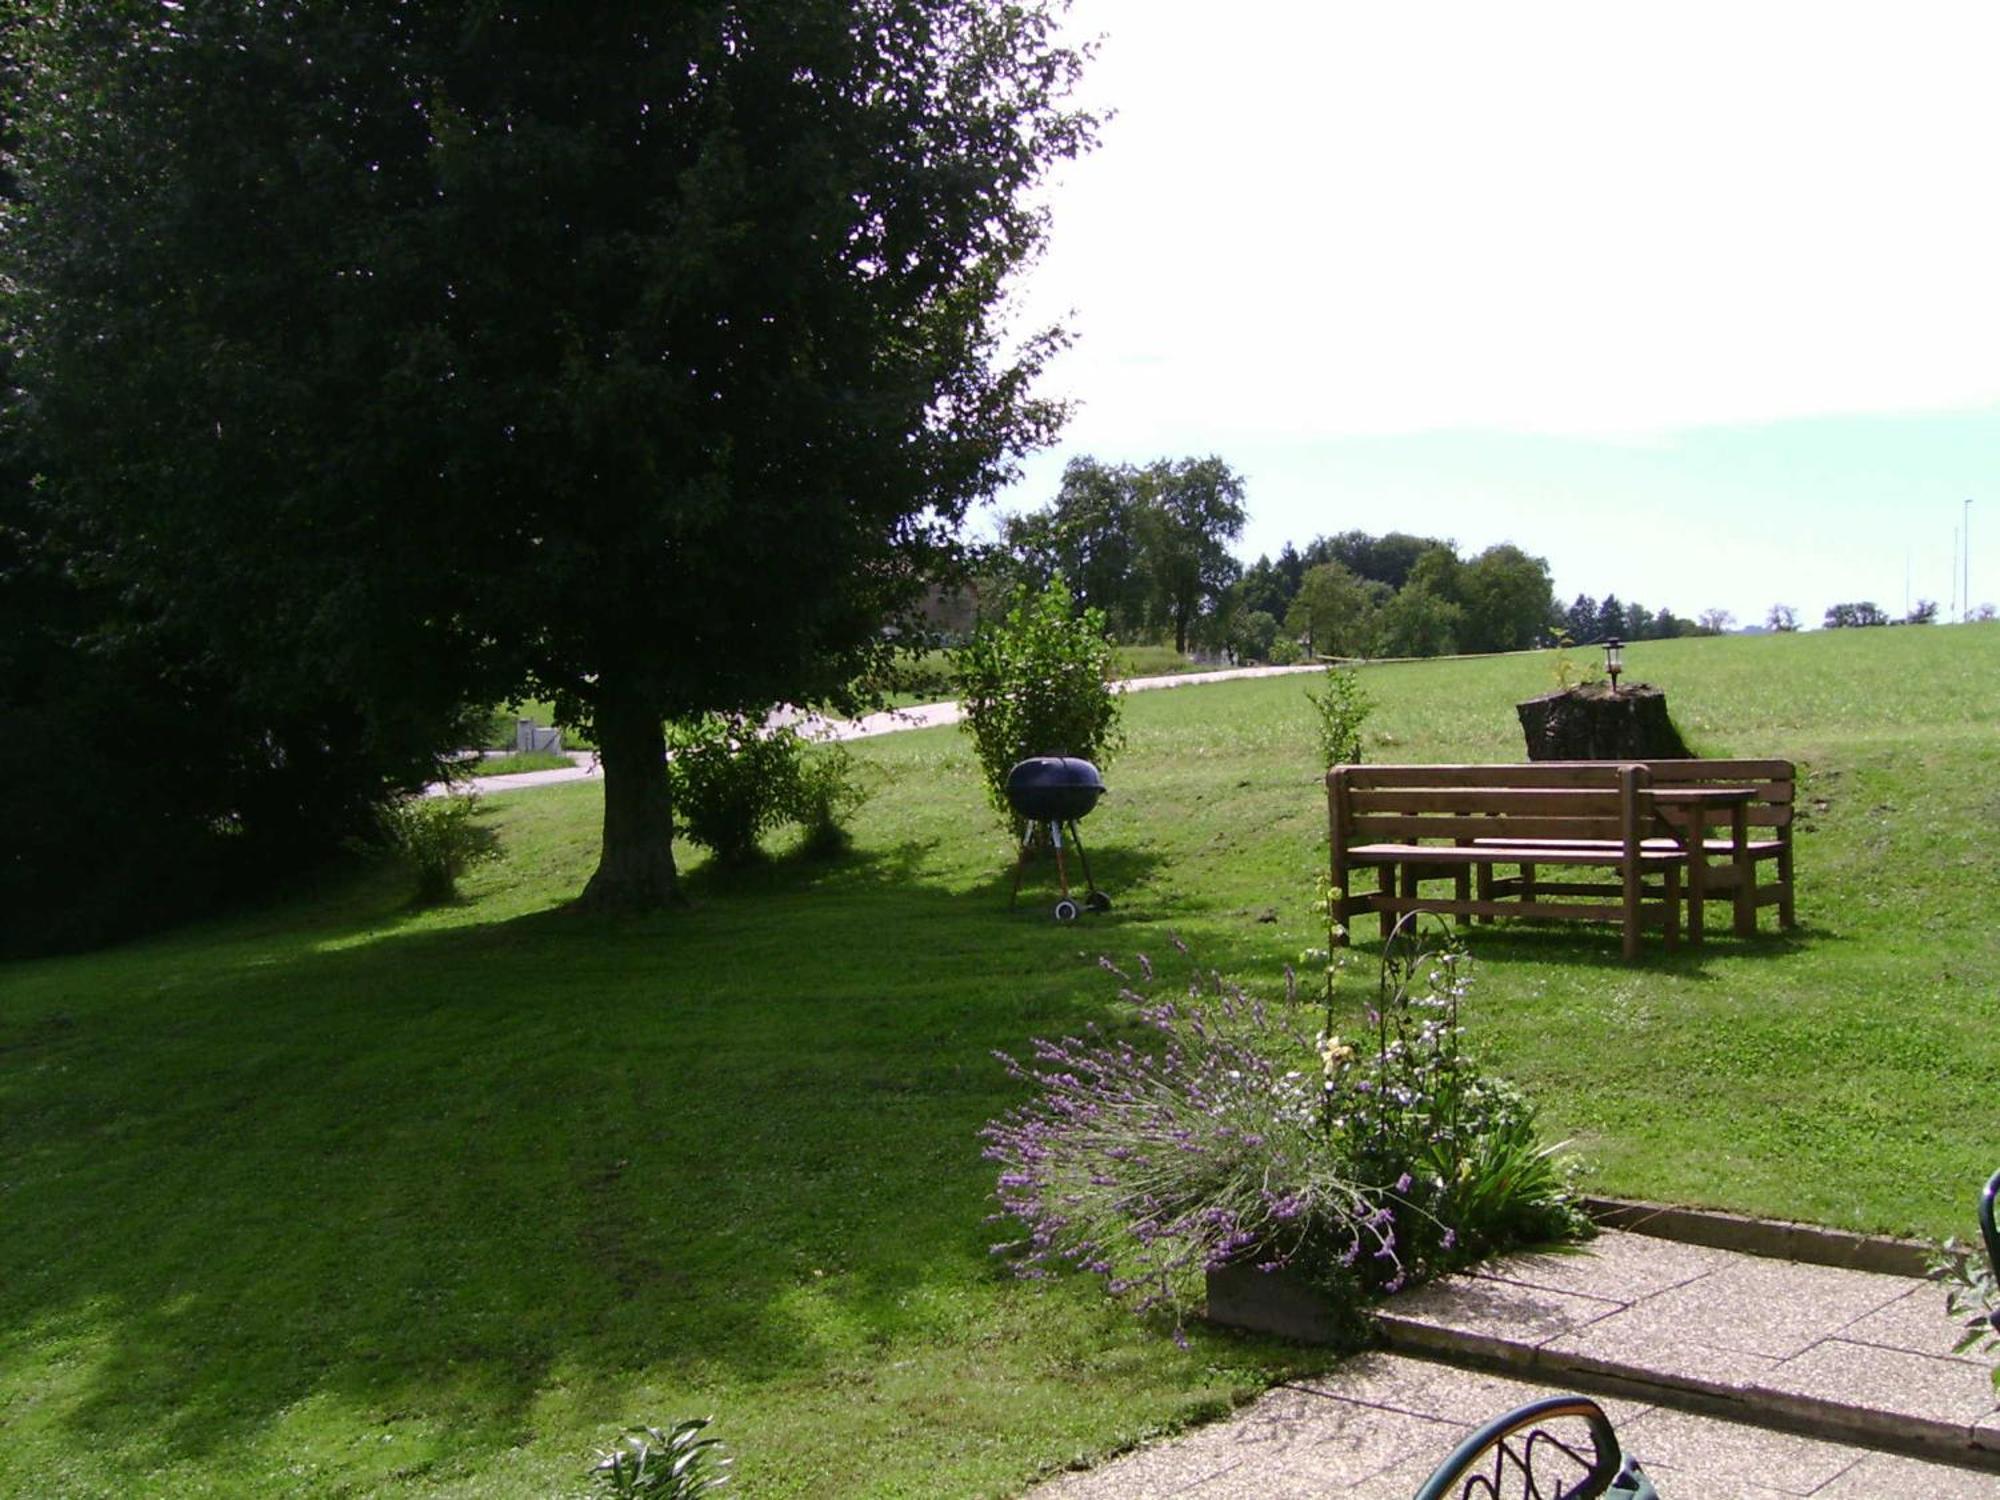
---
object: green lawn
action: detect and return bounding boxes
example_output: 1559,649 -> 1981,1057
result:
5,622 -> 1997,1497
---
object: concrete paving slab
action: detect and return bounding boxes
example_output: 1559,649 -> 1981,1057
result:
1288,1349 -> 1653,1428
1376,1273 -> 1624,1361
1770,1337 -> 1998,1441
1616,1404 -> 1864,1495
1541,1305 -> 1786,1393
1613,1254 -> 1910,1361
1474,1229 -> 1736,1302
1029,1383 -> 1456,1499
1834,1283 -> 1991,1362
1815,1449 -> 2000,1497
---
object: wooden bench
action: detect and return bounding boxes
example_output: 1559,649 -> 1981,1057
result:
1502,759 -> 1796,942
1327,764 -> 1683,961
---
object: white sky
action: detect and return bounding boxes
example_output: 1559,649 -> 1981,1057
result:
994,0 -> 2000,623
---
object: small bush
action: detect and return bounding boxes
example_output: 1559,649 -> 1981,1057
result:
953,577 -> 1124,825
1305,662 -> 1371,766
667,715 -> 867,865
783,741 -> 869,858
588,1417 -> 730,1497
666,712 -> 800,865
1268,635 -> 1304,666
373,795 -> 500,904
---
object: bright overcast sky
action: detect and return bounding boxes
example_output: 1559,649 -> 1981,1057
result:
994,0 -> 2000,625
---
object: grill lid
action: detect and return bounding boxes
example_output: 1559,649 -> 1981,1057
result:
1005,756 -> 1107,821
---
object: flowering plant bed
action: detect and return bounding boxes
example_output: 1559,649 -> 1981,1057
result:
982,913 -> 1591,1341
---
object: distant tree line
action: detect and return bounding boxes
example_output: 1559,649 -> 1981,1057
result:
993,462 -> 1719,663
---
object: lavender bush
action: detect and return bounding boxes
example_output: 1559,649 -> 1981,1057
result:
982,922 -> 1587,1334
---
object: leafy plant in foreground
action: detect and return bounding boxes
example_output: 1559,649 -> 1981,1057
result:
982,921 -> 1586,1337
588,1417 -> 730,1497
1928,1233 -> 2000,1389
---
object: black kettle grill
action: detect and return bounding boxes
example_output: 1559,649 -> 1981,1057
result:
1004,756 -> 1110,921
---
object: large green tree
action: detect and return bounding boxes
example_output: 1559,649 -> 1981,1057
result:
1285,560 -> 1386,658
1456,544 -> 1557,653
8,0 -> 1092,910
1001,455 -> 1150,632
1135,455 -> 1246,654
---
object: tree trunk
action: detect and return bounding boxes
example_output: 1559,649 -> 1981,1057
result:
578,684 -> 683,911
1516,682 -> 1693,761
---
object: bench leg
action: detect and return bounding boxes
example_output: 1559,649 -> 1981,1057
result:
1663,862 -> 1680,951
1380,863 -> 1397,942
1731,804 -> 1755,937
1475,863 -> 1494,923
1777,834 -> 1796,928
1454,864 -> 1471,929
1685,838 -> 1705,948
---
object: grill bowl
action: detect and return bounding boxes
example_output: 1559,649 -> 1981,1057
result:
1004,756 -> 1106,822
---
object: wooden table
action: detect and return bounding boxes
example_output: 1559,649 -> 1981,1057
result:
1651,786 -> 1756,941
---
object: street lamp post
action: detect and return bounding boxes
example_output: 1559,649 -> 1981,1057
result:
1965,498 -> 1974,622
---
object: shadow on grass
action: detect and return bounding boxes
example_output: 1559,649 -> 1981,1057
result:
0,838 -> 1270,1483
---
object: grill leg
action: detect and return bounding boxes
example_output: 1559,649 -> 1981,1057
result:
1065,819 -> 1099,895
1009,821 -> 1038,907
1050,820 -> 1072,900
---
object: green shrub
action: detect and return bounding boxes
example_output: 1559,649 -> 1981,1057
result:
667,715 -> 868,864
1268,635 -> 1304,665
373,795 -> 501,904
783,741 -> 869,858
1305,662 -> 1372,766
666,712 -> 800,865
952,577 -> 1124,824
588,1417 -> 731,1497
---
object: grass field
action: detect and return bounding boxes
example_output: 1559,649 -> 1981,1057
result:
5,623 -> 1997,1497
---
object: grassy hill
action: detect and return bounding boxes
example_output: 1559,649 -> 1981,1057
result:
4,622 -> 1996,1497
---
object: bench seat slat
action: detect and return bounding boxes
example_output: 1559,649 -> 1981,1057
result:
1367,895 -> 1671,926
1347,842 -> 1683,866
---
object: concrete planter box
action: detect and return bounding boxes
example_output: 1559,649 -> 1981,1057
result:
1205,1261 -> 1349,1344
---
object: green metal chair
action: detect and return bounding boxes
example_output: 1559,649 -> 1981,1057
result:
1412,1393 -> 1658,1500
1980,1168 -> 2000,1290
1978,1169 -> 2000,1335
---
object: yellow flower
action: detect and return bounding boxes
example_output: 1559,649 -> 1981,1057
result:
1318,1033 -> 1356,1075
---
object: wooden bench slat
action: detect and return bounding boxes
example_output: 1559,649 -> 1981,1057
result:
1350,813 -> 1632,842
1333,764 -> 1634,789
1349,788 -> 1631,815
1368,895 -> 1671,926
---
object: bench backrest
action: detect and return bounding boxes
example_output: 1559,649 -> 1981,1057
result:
1328,763 -> 1650,846
1537,758 -> 1794,831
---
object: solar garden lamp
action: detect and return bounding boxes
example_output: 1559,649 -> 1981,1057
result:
1602,637 -> 1624,689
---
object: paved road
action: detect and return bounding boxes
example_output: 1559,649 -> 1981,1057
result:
431,663 -> 1323,797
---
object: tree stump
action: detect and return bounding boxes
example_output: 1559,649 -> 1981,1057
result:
1516,682 -> 1692,761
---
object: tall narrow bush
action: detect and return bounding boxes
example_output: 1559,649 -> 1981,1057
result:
953,578 -> 1124,824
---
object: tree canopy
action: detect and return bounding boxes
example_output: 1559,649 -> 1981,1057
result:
7,0 -> 1094,913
